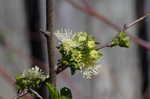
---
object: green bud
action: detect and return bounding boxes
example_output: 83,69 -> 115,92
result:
87,41 -> 96,48
90,50 -> 101,59
111,32 -> 130,48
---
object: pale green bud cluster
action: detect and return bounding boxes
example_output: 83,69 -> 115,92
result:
55,30 -> 103,78
111,32 -> 130,48
16,66 -> 49,91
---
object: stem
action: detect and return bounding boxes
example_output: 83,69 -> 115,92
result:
46,0 -> 56,86
30,89 -> 43,99
46,1 -> 56,99
98,42 -> 113,49
124,13 -> 150,30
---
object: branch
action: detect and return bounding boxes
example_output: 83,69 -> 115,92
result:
66,0 -> 150,50
98,42 -> 113,49
29,89 -> 43,99
46,0 -> 56,88
124,13 -> 150,30
0,65 -> 15,86
82,0 -> 91,8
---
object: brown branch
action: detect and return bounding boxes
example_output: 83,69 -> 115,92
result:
46,0 -> 56,89
98,42 -> 113,49
82,0 -> 91,8
66,0 -> 150,50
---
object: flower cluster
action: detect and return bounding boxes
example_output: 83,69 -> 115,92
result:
16,66 -> 49,91
55,29 -> 102,79
111,31 -> 130,48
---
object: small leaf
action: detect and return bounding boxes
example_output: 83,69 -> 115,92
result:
45,82 -> 61,99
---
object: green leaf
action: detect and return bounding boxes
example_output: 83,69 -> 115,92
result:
45,83 -> 73,99
45,82 -> 61,99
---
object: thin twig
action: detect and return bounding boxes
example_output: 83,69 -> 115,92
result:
124,13 -> 150,30
29,89 -> 43,99
82,0 -> 91,8
98,42 -> 113,49
0,65 -> 15,86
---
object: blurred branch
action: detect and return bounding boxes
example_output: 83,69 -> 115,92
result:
98,42 -> 113,49
124,13 -> 150,30
66,0 -> 121,31
82,0 -> 91,8
0,65 -> 15,86
66,0 -> 150,50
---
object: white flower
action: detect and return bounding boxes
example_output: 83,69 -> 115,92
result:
22,66 -> 49,81
54,28 -> 75,42
81,64 -> 101,79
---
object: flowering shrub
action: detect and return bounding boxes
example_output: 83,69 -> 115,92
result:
55,29 -> 103,79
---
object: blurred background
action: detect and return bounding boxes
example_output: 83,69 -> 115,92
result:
0,0 -> 149,99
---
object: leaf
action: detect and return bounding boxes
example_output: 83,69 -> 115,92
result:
45,83 -> 73,99
45,82 -> 61,99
